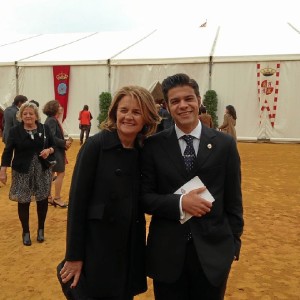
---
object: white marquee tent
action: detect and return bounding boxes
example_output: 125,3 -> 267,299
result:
1,22 -> 299,141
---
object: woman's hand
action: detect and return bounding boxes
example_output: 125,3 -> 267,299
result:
60,260 -> 83,288
0,168 -> 7,185
65,139 -> 72,150
39,148 -> 52,159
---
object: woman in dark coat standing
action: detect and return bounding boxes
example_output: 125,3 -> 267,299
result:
43,100 -> 72,207
60,86 -> 160,299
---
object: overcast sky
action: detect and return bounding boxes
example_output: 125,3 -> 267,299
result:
0,0 -> 299,34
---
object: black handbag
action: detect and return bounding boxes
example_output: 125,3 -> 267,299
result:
41,125 -> 57,168
56,260 -> 89,300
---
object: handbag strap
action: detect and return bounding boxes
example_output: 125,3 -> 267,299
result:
43,125 -> 47,150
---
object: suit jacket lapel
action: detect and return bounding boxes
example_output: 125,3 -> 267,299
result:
193,126 -> 216,172
161,127 -> 188,176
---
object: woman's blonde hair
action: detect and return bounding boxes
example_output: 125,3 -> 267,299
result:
101,86 -> 161,137
17,101 -> 40,122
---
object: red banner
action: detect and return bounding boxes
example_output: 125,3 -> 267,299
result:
53,66 -> 70,120
257,63 -> 280,128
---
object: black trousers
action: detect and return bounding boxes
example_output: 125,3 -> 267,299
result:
80,125 -> 91,143
153,241 -> 228,300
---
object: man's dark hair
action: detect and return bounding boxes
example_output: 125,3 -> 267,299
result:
13,95 -> 28,106
199,106 -> 207,114
30,100 -> 39,108
162,73 -> 200,102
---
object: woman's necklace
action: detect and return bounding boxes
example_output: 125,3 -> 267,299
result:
25,127 -> 37,140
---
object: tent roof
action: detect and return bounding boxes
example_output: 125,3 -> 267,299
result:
111,27 -> 218,65
0,22 -> 299,66
0,30 -> 156,66
213,22 -> 300,62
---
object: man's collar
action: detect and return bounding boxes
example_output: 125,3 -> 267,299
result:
175,121 -> 202,140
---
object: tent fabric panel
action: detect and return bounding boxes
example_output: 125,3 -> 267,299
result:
213,54 -> 300,63
0,33 -> 95,62
65,65 -> 108,137
212,61 -> 300,141
213,22 -> 300,62
111,57 -> 210,65
18,65 -> 108,137
112,27 -> 216,61
17,60 -> 108,67
19,66 -> 55,115
0,66 -> 17,108
110,63 -> 210,99
211,62 -> 260,139
17,30 -> 155,65
270,60 -> 300,141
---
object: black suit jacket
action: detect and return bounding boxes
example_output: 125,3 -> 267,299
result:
2,104 -> 19,144
141,125 -> 244,287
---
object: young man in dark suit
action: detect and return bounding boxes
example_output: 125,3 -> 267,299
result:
141,73 -> 244,299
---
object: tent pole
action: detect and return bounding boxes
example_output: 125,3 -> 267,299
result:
209,55 -> 212,90
208,26 -> 220,90
107,59 -> 111,93
15,61 -> 19,95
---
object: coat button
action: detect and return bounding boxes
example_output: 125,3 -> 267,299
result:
115,169 -> 122,176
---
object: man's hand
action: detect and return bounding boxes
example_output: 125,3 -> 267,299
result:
182,187 -> 212,217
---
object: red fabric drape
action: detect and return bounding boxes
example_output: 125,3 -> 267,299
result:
53,66 -> 70,120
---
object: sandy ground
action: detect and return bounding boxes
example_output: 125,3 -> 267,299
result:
0,140 -> 299,300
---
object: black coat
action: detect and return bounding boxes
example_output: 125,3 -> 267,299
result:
65,129 -> 147,298
44,116 -> 66,172
141,125 -> 244,287
1,122 -> 55,172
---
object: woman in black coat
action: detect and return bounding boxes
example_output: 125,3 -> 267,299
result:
59,86 -> 160,300
43,100 -> 72,208
0,101 -> 55,246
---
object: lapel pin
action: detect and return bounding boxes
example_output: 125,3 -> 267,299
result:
207,144 -> 212,149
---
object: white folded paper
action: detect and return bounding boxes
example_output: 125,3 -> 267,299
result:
174,176 -> 215,224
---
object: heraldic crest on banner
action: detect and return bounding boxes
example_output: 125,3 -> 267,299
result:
257,63 -> 280,128
53,66 -> 70,120
56,72 -> 68,96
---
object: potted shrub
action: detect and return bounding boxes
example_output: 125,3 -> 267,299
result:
98,92 -> 112,128
203,90 -> 218,128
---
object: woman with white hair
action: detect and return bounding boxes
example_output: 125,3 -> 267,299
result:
0,101 -> 55,246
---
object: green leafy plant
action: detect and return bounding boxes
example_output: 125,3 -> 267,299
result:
203,90 -> 218,128
98,92 -> 112,128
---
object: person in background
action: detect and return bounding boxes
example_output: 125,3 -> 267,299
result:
218,104 -> 237,141
141,73 -> 243,300
0,110 -> 3,138
2,95 -> 28,144
78,105 -> 93,145
0,102 -> 55,246
155,103 -> 173,133
59,86 -> 160,300
198,105 -> 213,128
43,100 -> 71,208
30,100 -> 40,108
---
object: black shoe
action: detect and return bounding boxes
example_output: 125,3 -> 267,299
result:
37,229 -> 44,243
53,198 -> 68,208
23,232 -> 32,246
